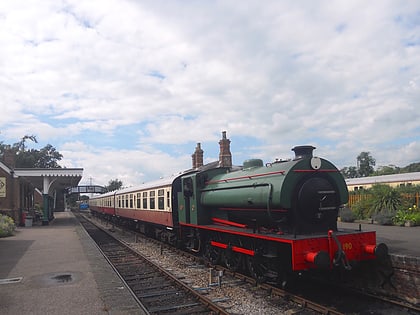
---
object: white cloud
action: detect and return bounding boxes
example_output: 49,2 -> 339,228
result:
61,143 -> 189,186
0,0 -> 419,185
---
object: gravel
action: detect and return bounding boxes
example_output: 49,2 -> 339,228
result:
90,217 -> 317,315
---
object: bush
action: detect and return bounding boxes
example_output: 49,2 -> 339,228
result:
393,205 -> 420,226
0,214 -> 15,237
370,184 -> 401,215
410,212 -> 420,225
393,209 -> 409,226
350,198 -> 374,220
373,213 -> 394,225
339,207 -> 355,222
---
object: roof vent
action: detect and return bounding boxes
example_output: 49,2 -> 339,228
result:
292,145 -> 316,160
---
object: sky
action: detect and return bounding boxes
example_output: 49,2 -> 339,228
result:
1,0 -> 419,187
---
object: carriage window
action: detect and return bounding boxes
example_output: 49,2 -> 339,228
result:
158,189 -> 164,210
125,195 -> 129,208
130,194 -> 133,208
137,193 -> 141,208
167,191 -> 170,208
150,191 -> 156,209
143,192 -> 147,209
118,196 -> 121,208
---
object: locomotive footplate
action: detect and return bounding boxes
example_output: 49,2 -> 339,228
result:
181,223 -> 387,271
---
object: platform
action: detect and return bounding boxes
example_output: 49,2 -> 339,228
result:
0,211 -> 146,315
338,221 -> 420,258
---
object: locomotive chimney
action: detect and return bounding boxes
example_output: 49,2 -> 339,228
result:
219,131 -> 232,168
191,143 -> 204,169
292,145 -> 316,160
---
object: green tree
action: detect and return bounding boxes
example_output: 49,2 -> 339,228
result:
374,165 -> 399,176
15,144 -> 62,168
341,166 -> 359,178
401,162 -> 420,173
36,144 -> 63,168
0,136 -> 63,168
104,179 -> 123,192
14,134 -> 38,152
370,184 -> 401,214
357,152 -> 376,177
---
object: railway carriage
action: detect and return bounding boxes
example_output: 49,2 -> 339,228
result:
89,137 -> 388,283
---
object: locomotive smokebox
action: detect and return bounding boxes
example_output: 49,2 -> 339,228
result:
292,145 -> 316,160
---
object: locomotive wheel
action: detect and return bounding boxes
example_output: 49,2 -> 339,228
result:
204,242 -> 221,265
246,256 -> 267,282
223,250 -> 242,271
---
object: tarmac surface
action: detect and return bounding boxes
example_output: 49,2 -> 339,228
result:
338,221 -> 420,258
0,212 -> 418,315
0,211 -> 147,315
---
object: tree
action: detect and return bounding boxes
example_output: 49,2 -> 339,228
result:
401,162 -> 420,173
375,165 -> 400,176
15,149 -> 38,168
104,179 -> 123,192
36,144 -> 63,168
14,134 -> 38,152
341,166 -> 359,178
0,136 -> 63,169
357,152 -> 376,177
14,144 -> 62,168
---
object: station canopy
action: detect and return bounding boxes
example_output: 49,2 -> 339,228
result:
13,168 -> 83,195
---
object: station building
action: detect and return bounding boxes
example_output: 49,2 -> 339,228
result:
0,148 -> 83,226
346,172 -> 420,191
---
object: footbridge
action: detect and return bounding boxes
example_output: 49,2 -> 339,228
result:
67,185 -> 106,194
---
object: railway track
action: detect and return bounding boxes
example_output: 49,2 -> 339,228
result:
80,213 -> 420,315
78,216 -> 229,315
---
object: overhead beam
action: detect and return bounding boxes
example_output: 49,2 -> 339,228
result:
67,186 -> 106,194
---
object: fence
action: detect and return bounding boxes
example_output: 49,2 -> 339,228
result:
348,192 -> 420,208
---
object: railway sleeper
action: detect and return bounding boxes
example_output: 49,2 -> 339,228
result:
148,302 -> 205,314
143,294 -> 190,306
137,289 -> 181,298
131,281 -> 172,291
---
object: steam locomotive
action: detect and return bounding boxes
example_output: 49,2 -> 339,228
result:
89,133 -> 388,283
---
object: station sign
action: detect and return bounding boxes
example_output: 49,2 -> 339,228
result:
0,177 -> 6,197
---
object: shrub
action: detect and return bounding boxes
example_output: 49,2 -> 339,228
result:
370,184 -> 401,215
350,198 -> 374,220
393,209 -> 409,226
409,212 -> 420,225
0,214 -> 15,237
393,205 -> 420,226
373,213 -> 394,225
339,207 -> 355,222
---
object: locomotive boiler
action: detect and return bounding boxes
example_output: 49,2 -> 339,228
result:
196,145 -> 347,234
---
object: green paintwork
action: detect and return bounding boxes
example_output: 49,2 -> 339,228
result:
177,156 -> 348,225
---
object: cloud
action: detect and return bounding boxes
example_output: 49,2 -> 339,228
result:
0,0 -> 419,186
60,142 -> 189,186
